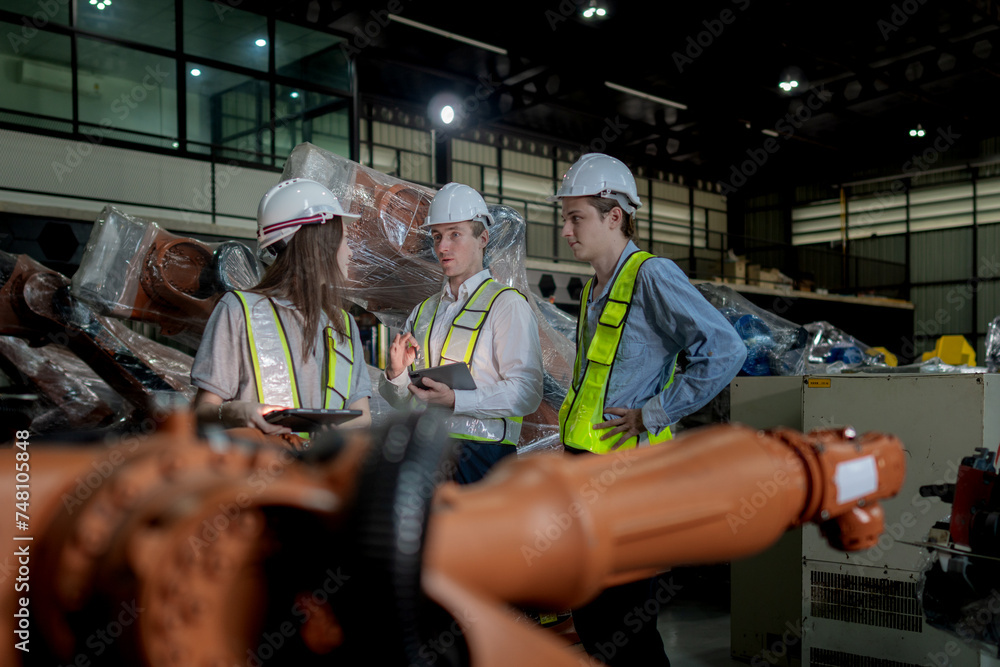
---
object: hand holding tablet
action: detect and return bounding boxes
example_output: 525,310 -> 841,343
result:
408,362 -> 477,391
263,408 -> 362,432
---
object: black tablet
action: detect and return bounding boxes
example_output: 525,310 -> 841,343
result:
409,362 -> 477,391
263,408 -> 362,431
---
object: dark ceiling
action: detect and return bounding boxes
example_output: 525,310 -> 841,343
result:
252,0 -> 1000,193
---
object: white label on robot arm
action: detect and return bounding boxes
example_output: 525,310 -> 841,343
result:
834,455 -> 878,505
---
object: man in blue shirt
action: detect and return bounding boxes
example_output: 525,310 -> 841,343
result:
550,153 -> 746,666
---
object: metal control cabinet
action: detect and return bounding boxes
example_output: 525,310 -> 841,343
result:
730,374 -> 1000,667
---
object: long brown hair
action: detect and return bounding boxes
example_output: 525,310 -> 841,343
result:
252,218 -> 349,357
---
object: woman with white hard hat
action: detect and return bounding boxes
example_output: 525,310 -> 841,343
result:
191,178 -> 372,435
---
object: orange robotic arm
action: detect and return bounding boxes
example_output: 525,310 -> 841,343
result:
0,413 -> 903,667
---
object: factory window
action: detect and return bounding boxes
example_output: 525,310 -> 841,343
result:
0,21 -> 73,133
78,0 -> 176,51
185,64 -> 268,161
360,119 -> 433,184
453,139 -> 497,167
183,0 -> 268,72
76,38 -> 178,148
2,1 -> 69,26
276,21 -> 349,92
274,86 -> 350,166
791,178 -> 983,245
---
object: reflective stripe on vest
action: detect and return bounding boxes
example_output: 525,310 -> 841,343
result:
411,278 -> 525,446
558,252 -> 675,454
323,311 -> 355,410
234,291 -> 354,410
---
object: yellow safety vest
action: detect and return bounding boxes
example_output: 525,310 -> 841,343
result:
559,252 -> 675,454
233,291 -> 355,410
411,278 -> 525,446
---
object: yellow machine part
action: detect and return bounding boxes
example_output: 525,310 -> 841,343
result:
921,335 -> 977,366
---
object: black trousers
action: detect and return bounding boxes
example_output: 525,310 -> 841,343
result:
565,445 -> 671,667
453,440 -> 517,485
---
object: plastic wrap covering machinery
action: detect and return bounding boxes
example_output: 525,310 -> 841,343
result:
1,413 -> 904,666
0,249 -> 196,416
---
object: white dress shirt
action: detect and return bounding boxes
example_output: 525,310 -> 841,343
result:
379,269 -> 544,420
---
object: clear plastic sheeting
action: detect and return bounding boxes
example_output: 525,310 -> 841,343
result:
988,316 -> 1000,373
0,336 -> 122,432
282,142 -> 573,454
0,251 -> 57,342
280,143 -> 441,319
72,205 -> 260,348
799,321 -> 881,374
695,284 -> 809,376
696,284 -> 922,375
850,357 -> 988,374
50,295 -> 197,407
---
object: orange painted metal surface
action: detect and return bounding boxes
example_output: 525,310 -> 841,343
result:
0,416 -> 903,666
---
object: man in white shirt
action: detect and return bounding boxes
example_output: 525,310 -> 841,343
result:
379,182 -> 544,483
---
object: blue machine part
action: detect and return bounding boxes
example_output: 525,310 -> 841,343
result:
825,345 -> 864,365
731,314 -> 773,376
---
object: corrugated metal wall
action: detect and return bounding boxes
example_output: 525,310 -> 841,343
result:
910,228 -> 972,283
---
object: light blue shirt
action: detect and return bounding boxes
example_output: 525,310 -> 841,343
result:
582,241 -> 746,432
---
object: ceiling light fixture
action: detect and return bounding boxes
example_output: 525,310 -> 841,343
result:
89,0 -> 111,8
909,124 -> 926,137
388,15 -> 507,55
440,105 -> 456,124
290,91 -> 300,99
189,68 -> 202,77
604,81 -> 687,110
582,1 -> 608,18
255,38 -> 267,47
779,79 -> 799,92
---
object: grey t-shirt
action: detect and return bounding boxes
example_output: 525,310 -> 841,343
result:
191,292 -> 372,408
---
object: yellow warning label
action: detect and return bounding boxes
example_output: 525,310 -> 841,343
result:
808,378 -> 831,388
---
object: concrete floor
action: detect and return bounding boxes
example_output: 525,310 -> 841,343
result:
659,596 -> 745,667
563,565 -> 748,667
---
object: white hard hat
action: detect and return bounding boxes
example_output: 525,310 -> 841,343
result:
422,182 -> 495,228
256,178 -> 359,266
546,153 -> 642,215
